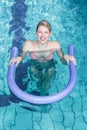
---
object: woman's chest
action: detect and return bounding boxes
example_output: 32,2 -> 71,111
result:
31,50 -> 53,58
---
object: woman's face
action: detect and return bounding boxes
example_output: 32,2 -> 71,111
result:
36,25 -> 52,43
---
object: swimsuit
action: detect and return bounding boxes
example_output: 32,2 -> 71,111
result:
30,52 -> 53,61
29,59 -> 56,71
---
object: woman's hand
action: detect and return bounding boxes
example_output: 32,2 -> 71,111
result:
64,54 -> 76,65
9,56 -> 22,66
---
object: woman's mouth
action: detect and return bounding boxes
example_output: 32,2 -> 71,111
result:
40,37 -> 47,42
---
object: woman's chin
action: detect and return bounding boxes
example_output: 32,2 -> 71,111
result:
40,39 -> 47,43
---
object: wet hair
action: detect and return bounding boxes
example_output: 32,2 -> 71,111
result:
36,20 -> 52,32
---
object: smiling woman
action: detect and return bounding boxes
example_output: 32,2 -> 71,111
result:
9,20 -> 76,96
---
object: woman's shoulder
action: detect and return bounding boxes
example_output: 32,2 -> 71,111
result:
23,40 -> 35,51
49,40 -> 59,44
24,40 -> 33,44
48,41 -> 61,49
24,40 -> 37,45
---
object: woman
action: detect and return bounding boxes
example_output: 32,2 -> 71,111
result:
9,20 -> 76,96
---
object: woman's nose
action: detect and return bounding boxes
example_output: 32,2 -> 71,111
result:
41,33 -> 45,37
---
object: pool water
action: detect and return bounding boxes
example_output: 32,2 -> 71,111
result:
0,0 -> 87,130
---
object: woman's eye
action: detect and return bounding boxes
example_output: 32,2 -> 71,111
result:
38,31 -> 42,33
45,32 -> 48,34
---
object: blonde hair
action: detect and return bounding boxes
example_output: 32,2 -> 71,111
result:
36,20 -> 52,32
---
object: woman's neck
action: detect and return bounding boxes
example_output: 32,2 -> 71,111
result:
37,41 -> 48,49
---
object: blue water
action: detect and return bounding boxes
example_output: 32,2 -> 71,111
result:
0,0 -> 87,130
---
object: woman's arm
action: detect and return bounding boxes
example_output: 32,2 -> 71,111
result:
56,48 -> 67,64
19,51 -> 28,60
9,40 -> 30,66
9,50 -> 28,66
56,48 -> 76,65
63,54 -> 76,65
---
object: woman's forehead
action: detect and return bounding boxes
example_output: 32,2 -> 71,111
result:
37,25 -> 50,31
